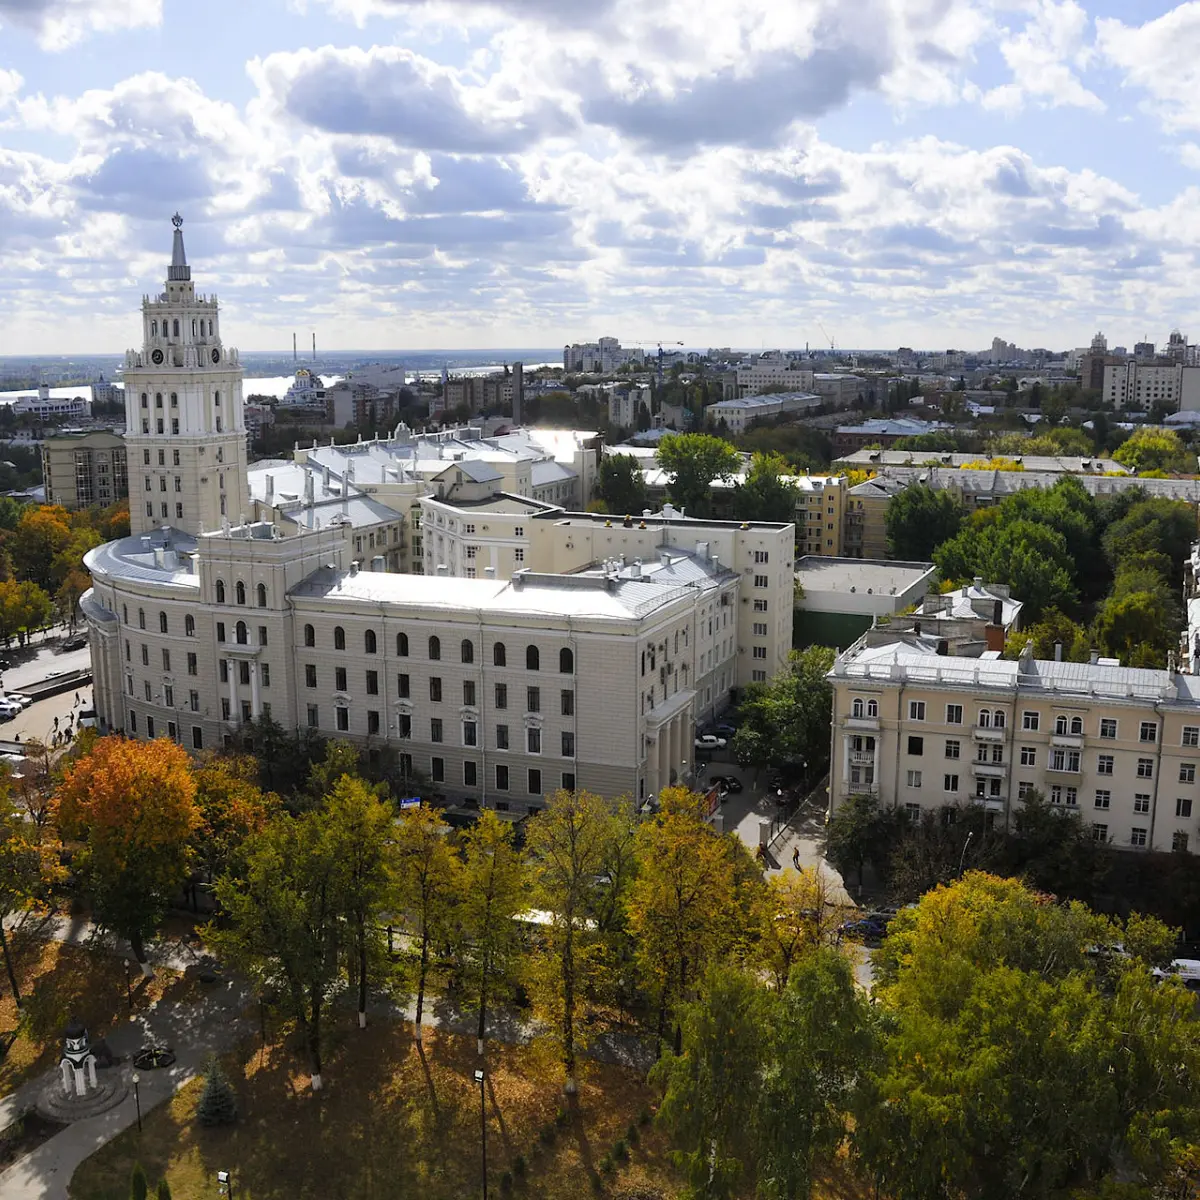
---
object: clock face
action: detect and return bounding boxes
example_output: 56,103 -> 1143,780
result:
151,349 -> 164,365
211,348 -> 220,363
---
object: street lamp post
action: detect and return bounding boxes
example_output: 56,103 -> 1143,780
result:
131,1071 -> 142,1133
217,1169 -> 235,1199
473,1067 -> 488,1200
958,830 -> 974,877
122,958 -> 132,1012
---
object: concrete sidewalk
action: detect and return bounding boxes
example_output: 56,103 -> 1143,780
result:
6,910 -> 207,976
0,979 -> 252,1200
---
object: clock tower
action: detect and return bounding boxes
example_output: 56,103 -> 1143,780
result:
123,214 -> 250,538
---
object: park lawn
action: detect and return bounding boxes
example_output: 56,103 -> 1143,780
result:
69,1018 -> 686,1200
0,929 -> 187,1098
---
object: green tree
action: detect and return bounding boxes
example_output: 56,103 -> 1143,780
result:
730,647 -> 835,775
8,505 -> 71,589
884,485 -> 965,561
458,810 -> 527,1056
1103,497 -> 1197,580
324,775 -> 394,1030
1004,607 -> 1090,662
155,1179 -> 172,1200
731,452 -> 799,524
393,802 -> 459,1044
130,1164 -> 149,1200
0,789 -> 59,1005
524,788 -> 617,1093
824,792 -> 901,891
210,811 -> 341,1090
656,433 -> 741,519
597,453 -> 647,516
196,1054 -> 238,1126
1113,427 -> 1193,474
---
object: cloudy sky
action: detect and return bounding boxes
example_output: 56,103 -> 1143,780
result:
2,0 -> 1199,355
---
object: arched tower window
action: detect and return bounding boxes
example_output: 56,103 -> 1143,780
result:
461,639 -> 474,664
185,614 -> 195,637
235,581 -> 246,606
172,319 -> 179,337
236,621 -> 248,646
365,630 -> 377,655
151,320 -> 158,336
526,645 -> 540,671
215,580 -> 225,604
334,626 -> 346,651
397,632 -> 409,657
304,624 -> 315,648
256,583 -> 267,607
428,636 -> 441,661
559,648 -> 573,674
494,642 -> 506,667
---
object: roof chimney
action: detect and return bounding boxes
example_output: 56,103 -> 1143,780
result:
1054,641 -> 1063,662
993,599 -> 1003,625
265,473 -> 274,504
1089,648 -> 1099,664
349,561 -> 359,577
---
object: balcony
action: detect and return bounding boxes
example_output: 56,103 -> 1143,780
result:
1051,734 -> 1084,749
844,716 -> 880,732
841,780 -> 879,797
849,750 -> 876,766
971,761 -> 1007,778
972,725 -> 1005,741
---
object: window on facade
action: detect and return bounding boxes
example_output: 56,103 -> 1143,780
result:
1097,754 -> 1113,775
141,645 -> 149,667
1130,827 -> 1148,847
187,652 -> 197,676
946,704 -> 962,724
906,770 -> 922,787
430,678 -> 442,703
396,632 -> 409,656
528,768 -> 542,796
234,620 -> 247,646
527,687 -> 540,713
1070,716 -> 1083,735
527,728 -> 541,754
493,642 -> 506,667
305,665 -> 317,688
463,680 -> 477,707
496,725 -> 509,750
526,645 -> 540,671
429,636 -> 441,661
1018,747 -> 1035,766
1184,726 -> 1200,748
945,740 -> 960,759
430,718 -> 443,743
852,699 -> 864,719
397,673 -> 410,699
1140,721 -> 1158,743
365,670 -> 378,696
907,736 -> 923,756
495,683 -> 508,710
867,699 -> 878,717
464,761 -> 478,788
495,765 -> 509,791
561,690 -> 574,717
1100,718 -> 1117,739
1137,758 -> 1154,779
463,721 -> 477,747
215,580 -> 225,604
561,731 -> 575,757
1183,763 -> 1197,784
334,626 -> 345,651
256,583 -> 267,608
1173,831 -> 1190,852
908,701 -> 925,720
944,774 -> 959,793
1022,711 -> 1039,731
559,647 -> 573,674
307,705 -> 319,728
1095,790 -> 1111,809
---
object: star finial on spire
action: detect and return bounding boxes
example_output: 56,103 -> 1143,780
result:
172,212 -> 183,229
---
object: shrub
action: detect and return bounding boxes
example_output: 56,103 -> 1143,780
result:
637,1107 -> 652,1126
130,1164 -> 148,1200
554,1107 -> 569,1127
613,1139 -> 629,1162
599,1154 -> 614,1174
196,1056 -> 238,1127
155,1181 -> 172,1200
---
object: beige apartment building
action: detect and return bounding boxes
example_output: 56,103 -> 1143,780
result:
829,640 -> 1200,854
41,430 -> 128,509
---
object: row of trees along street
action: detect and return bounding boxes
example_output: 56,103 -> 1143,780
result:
10,729 -> 838,1100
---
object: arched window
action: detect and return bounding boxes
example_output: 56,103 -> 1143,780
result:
235,581 -> 246,606
123,604 -> 128,623
185,614 -> 195,637
852,698 -> 864,719
159,612 -> 168,634
256,583 -> 267,608
559,647 -> 573,674
1070,716 -> 1083,735
493,642 -> 506,667
994,710 -> 1006,729
170,392 -> 177,407
365,630 -> 377,655
397,632 -> 409,657
214,390 -> 220,405
429,635 -> 441,661
461,639 -> 474,664
236,621 -> 248,646
334,626 -> 346,651
138,608 -> 146,630
526,645 -> 540,671
978,710 -> 991,728
867,699 -> 878,717
151,320 -> 158,336
192,319 -> 197,336
172,319 -> 179,337
304,624 -> 315,648
1055,715 -> 1068,735
215,580 -> 226,604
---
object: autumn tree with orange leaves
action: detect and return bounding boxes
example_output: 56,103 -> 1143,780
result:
54,736 -> 200,972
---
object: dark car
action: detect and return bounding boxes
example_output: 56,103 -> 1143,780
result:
714,722 -> 737,738
709,775 -> 743,794
838,917 -> 888,944
61,635 -> 88,651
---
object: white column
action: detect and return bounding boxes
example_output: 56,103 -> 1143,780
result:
250,659 -> 262,718
669,716 -> 681,786
227,658 -> 237,724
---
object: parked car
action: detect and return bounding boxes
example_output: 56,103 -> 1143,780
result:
78,708 -> 98,729
3,694 -> 31,710
838,917 -> 888,944
61,635 -> 88,651
0,701 -> 21,722
694,734 -> 727,751
708,774 -> 743,794
713,723 -> 737,738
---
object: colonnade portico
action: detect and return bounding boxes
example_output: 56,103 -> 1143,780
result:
648,689 -> 696,798
224,648 -> 263,726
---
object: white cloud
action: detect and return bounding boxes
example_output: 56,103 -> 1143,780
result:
1097,3 -> 1200,131
0,0 -> 160,50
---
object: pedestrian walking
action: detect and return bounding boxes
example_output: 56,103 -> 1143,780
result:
792,847 -> 800,871
74,692 -> 79,706
53,716 -> 59,731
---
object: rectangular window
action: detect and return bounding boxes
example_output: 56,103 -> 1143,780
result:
1064,786 -> 1077,806
1130,827 -> 1148,847
906,769 -> 922,788
430,678 -> 442,703
335,667 -> 347,692
753,622 -> 768,636
753,599 -> 768,612
463,680 -> 476,707
144,680 -> 152,702
1140,721 -> 1158,743
189,690 -> 199,712
432,757 -> 444,783
754,574 -> 768,587
141,645 -> 149,666
1051,785 -> 1063,805
1099,718 -> 1117,739
463,721 -> 477,747
945,704 -> 963,725
161,648 -> 171,671
192,727 -> 203,750
366,670 -> 379,696
562,772 -> 576,792
305,664 -> 317,688
1134,793 -> 1151,814
908,701 -> 925,721
1050,749 -> 1081,772
1097,754 -> 1114,776
1018,781 -> 1034,799
258,627 -> 268,647
1093,824 -> 1108,842
216,622 -> 225,642
1020,746 -> 1036,766
907,735 -> 923,756
527,727 -> 541,754
1182,763 -> 1196,784
514,548 -> 524,564
1094,790 -> 1111,809
528,768 -> 542,796
430,718 -> 443,743
1185,726 -> 1200,748
527,687 -> 540,713
754,550 -> 770,563
336,707 -> 349,732
1178,797 -> 1194,819
495,683 -> 508,710
495,764 -> 509,791
904,802 -> 922,822
307,704 -> 319,728
945,740 -> 960,760
367,710 -> 380,735
561,731 -> 575,757
944,774 -> 959,793
561,689 -> 574,717
398,673 -> 410,699
219,660 -> 228,684
1022,711 -> 1039,731
752,646 -> 767,660
1137,758 -> 1154,779
464,761 -> 478,787
1174,831 -> 1190,852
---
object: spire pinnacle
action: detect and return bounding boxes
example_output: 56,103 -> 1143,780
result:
168,213 -> 191,282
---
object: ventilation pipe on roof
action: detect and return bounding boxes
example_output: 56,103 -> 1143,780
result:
1054,641 -> 1063,662
1090,648 -> 1099,664
349,561 -> 359,577
993,599 -> 1003,625
265,474 -> 274,504
371,556 -> 385,572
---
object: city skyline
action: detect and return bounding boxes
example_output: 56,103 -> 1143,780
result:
2,1 -> 1200,355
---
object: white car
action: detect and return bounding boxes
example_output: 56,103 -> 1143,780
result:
3,694 -> 32,710
0,701 -> 21,721
694,734 -> 727,751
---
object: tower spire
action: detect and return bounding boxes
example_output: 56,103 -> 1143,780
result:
168,212 -> 191,282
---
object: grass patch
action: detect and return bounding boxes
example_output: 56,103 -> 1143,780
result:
0,929 -> 188,1098
69,1018 -> 682,1200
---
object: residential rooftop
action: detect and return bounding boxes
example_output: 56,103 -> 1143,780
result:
836,448 -> 1130,473
795,555 -> 937,597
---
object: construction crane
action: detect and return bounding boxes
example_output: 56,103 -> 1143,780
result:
816,321 -> 836,354
627,339 -> 685,382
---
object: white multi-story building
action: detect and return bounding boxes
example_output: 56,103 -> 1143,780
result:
81,222 -> 795,809
12,387 -> 91,422
706,391 -> 820,434
1102,361 -> 1182,410
722,354 -> 812,398
829,638 -> 1200,854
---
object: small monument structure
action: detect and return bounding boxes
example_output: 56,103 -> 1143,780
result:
36,1017 -> 127,1122
59,1018 -> 98,1098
